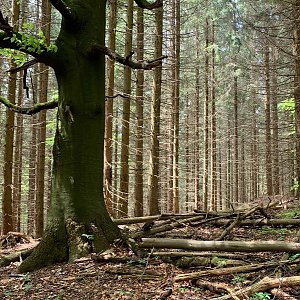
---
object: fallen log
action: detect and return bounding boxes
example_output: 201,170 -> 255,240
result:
139,238 -> 300,253
0,248 -> 34,267
131,215 -> 212,238
211,218 -> 300,227
270,288 -> 298,300
113,212 -> 212,225
151,251 -> 245,259
211,275 -> 300,300
174,259 -> 300,282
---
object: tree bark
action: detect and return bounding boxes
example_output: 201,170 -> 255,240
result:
140,238 -> 300,253
19,1 -> 121,272
148,5 -> 163,215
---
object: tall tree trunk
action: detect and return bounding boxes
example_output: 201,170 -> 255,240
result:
264,43 -> 273,195
233,73 -> 239,204
119,0 -> 133,217
251,87 -> 258,200
194,24 -> 200,210
35,0 -> 51,238
210,23 -> 217,210
293,0 -> 300,199
148,5 -> 163,215
104,0 -> 117,216
12,73 -> 24,232
134,7 -> 144,217
203,16 -> 210,211
271,47 -> 280,195
20,1 -> 121,272
2,0 -> 19,234
27,68 -> 38,235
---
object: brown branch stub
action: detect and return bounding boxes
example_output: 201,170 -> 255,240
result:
0,95 -> 58,115
134,0 -> 163,10
90,44 -> 167,70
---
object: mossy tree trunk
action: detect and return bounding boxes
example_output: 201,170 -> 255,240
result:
19,1 -> 121,272
0,0 -> 163,273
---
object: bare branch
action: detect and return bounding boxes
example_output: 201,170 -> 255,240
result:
49,0 -> 73,20
7,59 -> 38,73
106,93 -> 130,99
90,44 -> 167,70
0,96 -> 58,115
134,0 -> 163,9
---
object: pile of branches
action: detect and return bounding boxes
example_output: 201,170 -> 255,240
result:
111,199 -> 300,299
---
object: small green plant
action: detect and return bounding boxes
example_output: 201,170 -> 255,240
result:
211,257 -> 228,267
288,253 -> 300,261
279,208 -> 300,219
23,283 -> 33,292
4,290 -> 13,297
260,226 -> 291,236
250,292 -> 271,300
231,275 -> 246,284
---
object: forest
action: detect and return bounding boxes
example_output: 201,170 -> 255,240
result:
1,0 -> 300,299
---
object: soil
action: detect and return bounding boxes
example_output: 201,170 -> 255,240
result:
1,214 -> 300,300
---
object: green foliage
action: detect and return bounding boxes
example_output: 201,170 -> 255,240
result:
260,226 -> 291,236
231,275 -> 246,284
288,253 -> 300,261
278,98 -> 295,113
127,258 -> 147,266
0,48 -> 27,66
291,178 -> 299,192
211,257 -> 228,267
23,283 -> 33,292
1,22 -> 57,65
4,290 -> 13,297
250,292 -> 271,300
279,207 -> 300,219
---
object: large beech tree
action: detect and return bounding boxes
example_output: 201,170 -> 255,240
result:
0,0 -> 163,272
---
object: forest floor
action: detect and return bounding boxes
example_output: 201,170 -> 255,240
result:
1,207 -> 300,299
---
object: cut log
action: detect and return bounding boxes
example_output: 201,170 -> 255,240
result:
139,238 -> 300,253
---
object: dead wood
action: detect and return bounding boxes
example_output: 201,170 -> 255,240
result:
211,276 -> 300,300
0,231 -> 34,248
131,213 -> 236,239
194,280 -> 239,300
0,248 -> 34,267
173,259 -> 300,282
216,204 -> 272,240
113,212 -> 212,225
139,238 -> 300,253
270,288 -> 298,300
173,256 -> 245,268
211,218 -> 300,227
151,251 -> 245,259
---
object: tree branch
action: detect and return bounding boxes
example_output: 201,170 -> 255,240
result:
0,96 -> 58,115
49,0 -> 73,20
7,59 -> 38,73
90,44 -> 167,70
134,0 -> 163,9
0,32 -> 56,66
